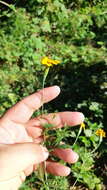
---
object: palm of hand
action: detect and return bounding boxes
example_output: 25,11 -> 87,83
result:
0,119 -> 32,144
0,86 -> 84,189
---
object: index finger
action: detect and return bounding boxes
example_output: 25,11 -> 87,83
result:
1,86 -> 60,124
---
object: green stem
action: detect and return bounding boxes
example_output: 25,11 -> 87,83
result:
38,67 -> 50,182
0,1 -> 17,12
72,137 -> 103,189
71,157 -> 86,189
71,148 -> 87,189
72,127 -> 82,147
41,67 -> 50,115
91,136 -> 102,154
71,178 -> 78,190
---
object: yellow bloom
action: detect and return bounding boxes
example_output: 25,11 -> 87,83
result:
95,129 -> 106,138
41,56 -> 60,67
80,122 -> 85,129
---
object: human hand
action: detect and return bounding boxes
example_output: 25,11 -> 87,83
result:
0,86 -> 84,190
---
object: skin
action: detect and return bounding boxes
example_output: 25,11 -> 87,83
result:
0,86 -> 84,190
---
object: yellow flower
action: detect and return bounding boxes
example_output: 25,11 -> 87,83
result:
41,56 -> 60,67
80,122 -> 85,129
95,129 -> 106,138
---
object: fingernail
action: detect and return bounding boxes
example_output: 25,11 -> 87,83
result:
79,112 -> 85,122
72,151 -> 79,162
41,146 -> 49,160
54,86 -> 61,93
66,167 -> 71,176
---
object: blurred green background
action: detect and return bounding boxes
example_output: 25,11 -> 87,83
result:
0,0 -> 107,189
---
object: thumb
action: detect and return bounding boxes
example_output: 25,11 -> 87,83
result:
0,143 -> 49,181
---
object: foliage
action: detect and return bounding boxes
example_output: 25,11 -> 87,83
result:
0,0 -> 107,189
20,173 -> 69,190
